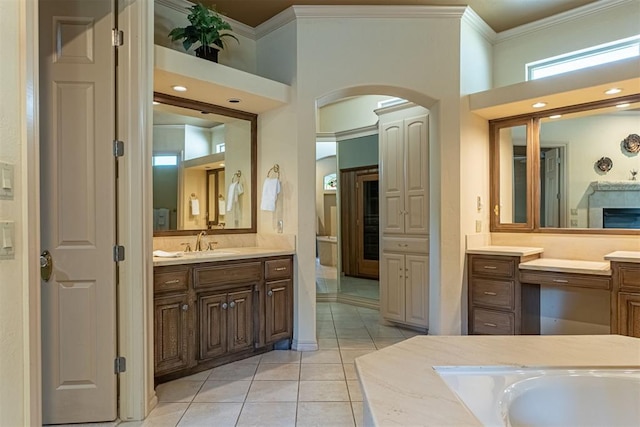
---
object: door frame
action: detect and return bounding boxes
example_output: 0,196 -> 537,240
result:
23,0 -> 154,422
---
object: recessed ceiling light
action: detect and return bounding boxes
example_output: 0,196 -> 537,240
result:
220,163 -> 225,167
172,85 -> 187,92
152,101 -> 160,105
616,103 -> 631,108
549,114 -> 562,119
227,98 -> 241,104
532,102 -> 547,108
605,88 -> 622,95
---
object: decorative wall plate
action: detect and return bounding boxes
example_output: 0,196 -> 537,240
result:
623,133 -> 640,154
596,156 -> 613,172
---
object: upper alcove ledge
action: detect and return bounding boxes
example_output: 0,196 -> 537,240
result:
154,45 -> 291,114
468,56 -> 640,120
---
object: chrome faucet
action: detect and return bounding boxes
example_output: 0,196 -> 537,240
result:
195,231 -> 207,251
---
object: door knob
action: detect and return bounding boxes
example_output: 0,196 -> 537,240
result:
40,250 -> 53,282
182,304 -> 189,311
229,301 -> 236,308
222,303 -> 228,310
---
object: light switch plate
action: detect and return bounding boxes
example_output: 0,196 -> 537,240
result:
0,221 -> 15,260
0,162 -> 14,200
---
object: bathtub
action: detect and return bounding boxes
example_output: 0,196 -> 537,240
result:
316,235 -> 337,266
434,366 -> 640,427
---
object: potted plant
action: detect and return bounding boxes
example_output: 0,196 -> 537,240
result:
168,3 -> 238,63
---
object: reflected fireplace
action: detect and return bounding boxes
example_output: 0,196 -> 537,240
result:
603,208 -> 640,229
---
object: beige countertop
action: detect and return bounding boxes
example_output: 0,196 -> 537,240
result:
519,258 -> 611,276
604,251 -> 640,263
153,247 -> 294,266
466,246 -> 544,256
355,335 -> 640,426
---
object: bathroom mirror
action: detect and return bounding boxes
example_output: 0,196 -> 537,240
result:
490,94 -> 640,234
152,92 -> 257,235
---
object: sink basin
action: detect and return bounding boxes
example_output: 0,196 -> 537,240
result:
183,250 -> 239,258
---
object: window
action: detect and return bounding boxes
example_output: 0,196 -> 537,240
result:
215,143 -> 226,153
527,35 -> 640,80
323,173 -> 337,190
152,155 -> 178,166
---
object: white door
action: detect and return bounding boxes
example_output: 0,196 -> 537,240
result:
39,0 -> 117,423
544,148 -> 560,227
404,254 -> 429,327
380,120 -> 405,234
404,114 -> 429,235
380,252 -> 405,322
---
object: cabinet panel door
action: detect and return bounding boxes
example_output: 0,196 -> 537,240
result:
380,120 -> 405,234
265,279 -> 293,343
380,253 -> 405,322
228,288 -> 254,353
618,293 -> 640,338
198,293 -> 227,360
405,255 -> 429,327
154,294 -> 190,375
404,115 -> 429,235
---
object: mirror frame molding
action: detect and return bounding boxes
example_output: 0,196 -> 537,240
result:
489,94 -> 640,235
153,92 -> 258,236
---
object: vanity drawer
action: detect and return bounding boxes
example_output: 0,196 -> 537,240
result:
519,271 -> 611,290
194,262 -> 261,289
470,256 -> 515,278
472,308 -> 514,335
382,237 -> 429,254
471,278 -> 514,310
154,266 -> 190,293
265,258 -> 292,280
619,265 -> 640,292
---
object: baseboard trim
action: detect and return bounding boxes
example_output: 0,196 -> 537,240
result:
335,294 -> 379,310
292,339 -> 319,351
316,292 -> 337,302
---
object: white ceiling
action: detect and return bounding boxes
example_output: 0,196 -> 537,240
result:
201,0 -> 600,32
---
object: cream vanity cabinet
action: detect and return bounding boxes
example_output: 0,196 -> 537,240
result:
377,103 -> 430,328
153,255 -> 293,383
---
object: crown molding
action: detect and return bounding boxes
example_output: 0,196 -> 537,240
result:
316,132 -> 337,142
496,0 -> 634,43
461,7 -> 496,43
292,5 -> 467,21
335,124 -> 378,141
155,0 -> 256,40
255,7 -> 297,39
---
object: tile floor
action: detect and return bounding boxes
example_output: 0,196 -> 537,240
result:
315,259 -> 380,301
136,302 -> 422,426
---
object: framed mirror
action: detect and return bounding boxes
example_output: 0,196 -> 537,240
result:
490,94 -> 640,234
153,92 -> 257,235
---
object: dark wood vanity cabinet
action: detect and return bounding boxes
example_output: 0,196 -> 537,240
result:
468,254 -> 540,335
611,262 -> 640,338
153,255 -> 293,384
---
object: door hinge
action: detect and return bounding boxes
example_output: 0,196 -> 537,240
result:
113,140 -> 124,157
114,356 -> 126,374
112,29 -> 124,47
113,245 -> 125,262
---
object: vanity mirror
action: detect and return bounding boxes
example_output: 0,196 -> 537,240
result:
153,92 -> 257,235
490,94 -> 640,234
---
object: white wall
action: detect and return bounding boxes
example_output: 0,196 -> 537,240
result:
318,95 -> 393,133
153,125 -> 184,152
493,0 -> 640,86
184,125 -> 210,159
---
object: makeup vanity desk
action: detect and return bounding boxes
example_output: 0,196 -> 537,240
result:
467,247 -> 640,338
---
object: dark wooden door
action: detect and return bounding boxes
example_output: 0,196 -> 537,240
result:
356,173 -> 380,279
198,292 -> 227,360
228,288 -> 254,352
265,280 -> 293,343
154,294 -> 191,375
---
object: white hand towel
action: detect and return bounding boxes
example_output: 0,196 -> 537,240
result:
218,200 -> 226,215
260,177 -> 281,211
190,199 -> 200,216
226,183 -> 237,212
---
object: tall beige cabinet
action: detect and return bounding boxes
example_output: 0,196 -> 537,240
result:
377,103 -> 429,329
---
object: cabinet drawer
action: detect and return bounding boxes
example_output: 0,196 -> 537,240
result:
382,237 -> 429,253
194,262 -> 261,289
154,267 -> 190,293
619,265 -> 640,292
471,278 -> 514,310
470,257 -> 514,278
265,258 -> 292,280
472,308 -> 514,335
519,271 -> 611,290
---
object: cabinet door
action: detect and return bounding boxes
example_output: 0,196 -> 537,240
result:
404,114 -> 429,235
198,293 -> 227,360
228,288 -> 255,353
380,119 -> 405,234
618,293 -> 640,338
405,255 -> 429,327
380,253 -> 405,322
265,279 -> 293,343
154,294 -> 191,375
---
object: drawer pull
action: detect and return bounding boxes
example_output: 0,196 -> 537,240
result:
483,322 -> 497,328
274,267 -> 287,271
397,243 -> 409,247
229,301 -> 236,308
164,279 -> 180,284
553,279 -> 569,283
483,291 -> 497,296
483,266 -> 498,270
268,287 -> 286,296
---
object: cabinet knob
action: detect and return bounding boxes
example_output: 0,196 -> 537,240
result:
483,322 -> 497,328
229,301 -> 236,308
222,302 -> 228,310
182,304 -> 188,311
267,290 -> 273,297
